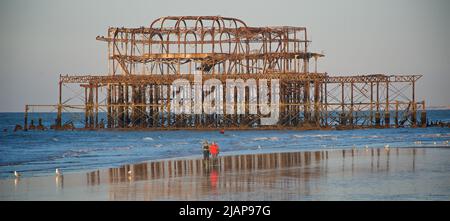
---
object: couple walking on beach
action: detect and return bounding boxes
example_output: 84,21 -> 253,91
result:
202,140 -> 220,165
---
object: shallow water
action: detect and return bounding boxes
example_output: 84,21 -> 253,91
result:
1,148 -> 449,200
0,111 -> 449,179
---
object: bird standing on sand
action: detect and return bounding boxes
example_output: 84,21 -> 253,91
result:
384,144 -> 390,151
127,170 -> 133,181
365,145 -> 369,151
14,171 -> 21,178
56,168 -> 63,176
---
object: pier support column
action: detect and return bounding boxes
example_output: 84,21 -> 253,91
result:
314,81 -> 320,127
303,81 -> 310,123
384,112 -> 390,128
57,79 -> 62,129
370,82 -> 373,126
88,84 -> 94,128
375,82 -> 380,127
385,82 -> 389,128
125,84 -> 130,126
140,85 -> 147,128
420,101 -> 427,128
24,105 -> 29,131
349,82 -> 354,126
375,112 -> 381,127
395,101 -> 399,128
95,85 -> 98,128
107,84 -> 112,128
411,80 -> 417,127
118,84 -> 124,128
84,86 -> 88,128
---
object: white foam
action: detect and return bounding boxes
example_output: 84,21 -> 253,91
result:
143,137 -> 154,141
253,137 -> 269,141
420,133 -> 450,138
253,136 -> 279,141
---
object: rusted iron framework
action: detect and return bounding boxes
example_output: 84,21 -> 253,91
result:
23,16 -> 426,130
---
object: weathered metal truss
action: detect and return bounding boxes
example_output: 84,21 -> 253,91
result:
23,16 -> 426,130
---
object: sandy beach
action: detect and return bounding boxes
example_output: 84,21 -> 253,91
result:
1,147 -> 449,200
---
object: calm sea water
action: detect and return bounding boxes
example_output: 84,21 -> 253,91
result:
0,110 -> 449,179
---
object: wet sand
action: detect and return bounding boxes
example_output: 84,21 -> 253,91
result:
1,147 -> 449,200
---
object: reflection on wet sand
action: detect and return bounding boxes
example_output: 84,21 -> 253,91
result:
55,175 -> 64,189
3,147 -> 447,201
103,148 -> 425,200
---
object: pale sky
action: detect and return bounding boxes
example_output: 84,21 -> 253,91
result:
0,0 -> 449,111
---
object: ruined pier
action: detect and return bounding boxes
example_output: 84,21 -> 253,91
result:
23,16 -> 426,130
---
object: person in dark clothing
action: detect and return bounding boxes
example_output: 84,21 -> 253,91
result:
202,140 -> 210,160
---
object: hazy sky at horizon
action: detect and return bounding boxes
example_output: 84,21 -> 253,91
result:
0,0 -> 449,111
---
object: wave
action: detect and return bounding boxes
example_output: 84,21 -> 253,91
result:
252,137 -> 279,141
0,146 -> 134,166
419,133 -> 450,138
291,134 -> 337,140
62,149 -> 90,158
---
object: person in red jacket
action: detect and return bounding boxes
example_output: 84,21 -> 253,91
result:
209,141 -> 220,161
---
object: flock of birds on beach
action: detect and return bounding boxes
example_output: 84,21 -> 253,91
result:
11,139 -> 450,179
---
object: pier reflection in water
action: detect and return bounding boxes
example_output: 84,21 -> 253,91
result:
91,148 -> 425,200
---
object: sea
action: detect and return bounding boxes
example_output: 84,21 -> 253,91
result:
0,110 -> 449,179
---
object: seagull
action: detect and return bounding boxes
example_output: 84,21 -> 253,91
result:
56,168 -> 63,176
127,170 -> 133,181
384,144 -> 390,151
365,145 -> 369,151
14,171 -> 21,178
